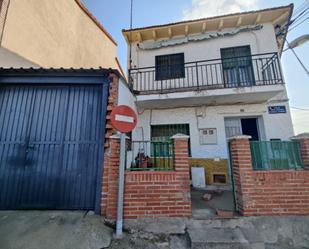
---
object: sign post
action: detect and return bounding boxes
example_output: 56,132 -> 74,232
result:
110,105 -> 137,237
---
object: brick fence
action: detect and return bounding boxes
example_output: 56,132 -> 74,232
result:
102,134 -> 192,220
230,135 -> 309,216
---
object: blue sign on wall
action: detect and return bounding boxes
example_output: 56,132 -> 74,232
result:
268,106 -> 287,114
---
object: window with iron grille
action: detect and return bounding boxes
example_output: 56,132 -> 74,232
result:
221,46 -> 255,87
151,124 -> 191,156
155,53 -> 185,81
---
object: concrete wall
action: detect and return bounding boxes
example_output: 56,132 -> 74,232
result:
118,77 -> 136,111
132,102 -> 294,159
1,0 -> 119,69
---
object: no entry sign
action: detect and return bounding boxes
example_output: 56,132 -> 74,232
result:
110,105 -> 137,133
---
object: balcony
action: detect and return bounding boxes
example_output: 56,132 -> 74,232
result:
129,53 -> 286,108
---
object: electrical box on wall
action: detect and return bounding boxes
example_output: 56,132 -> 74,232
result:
195,106 -> 206,118
199,128 -> 217,144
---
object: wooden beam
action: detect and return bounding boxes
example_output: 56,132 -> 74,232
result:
272,12 -> 288,25
185,25 -> 189,36
202,22 -> 207,33
236,16 -> 242,27
137,32 -> 142,42
152,30 -> 157,40
255,14 -> 262,24
124,33 -> 130,43
218,19 -> 224,30
168,27 -> 172,38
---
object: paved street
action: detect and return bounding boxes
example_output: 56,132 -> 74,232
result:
0,211 -> 113,249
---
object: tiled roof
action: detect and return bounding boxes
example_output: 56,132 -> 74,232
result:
123,4 -> 293,32
0,67 -> 121,77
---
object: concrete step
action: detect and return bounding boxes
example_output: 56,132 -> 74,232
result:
188,227 -> 265,249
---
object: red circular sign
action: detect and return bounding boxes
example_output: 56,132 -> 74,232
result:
110,105 -> 137,133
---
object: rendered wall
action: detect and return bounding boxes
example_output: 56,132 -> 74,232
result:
0,47 -> 38,67
132,102 -> 294,159
129,23 -> 278,70
1,0 -> 119,69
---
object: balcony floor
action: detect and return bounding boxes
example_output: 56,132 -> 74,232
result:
135,84 -> 285,109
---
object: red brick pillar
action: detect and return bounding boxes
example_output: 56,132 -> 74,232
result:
101,134 -> 120,219
229,135 -> 253,216
171,134 -> 192,216
292,134 -> 309,170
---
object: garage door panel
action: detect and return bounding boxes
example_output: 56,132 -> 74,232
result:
0,86 -> 35,209
20,144 -> 61,209
0,84 -> 106,210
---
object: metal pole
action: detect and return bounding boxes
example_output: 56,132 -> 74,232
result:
116,133 -> 126,237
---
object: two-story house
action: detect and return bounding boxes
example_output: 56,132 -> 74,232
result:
122,4 -> 294,186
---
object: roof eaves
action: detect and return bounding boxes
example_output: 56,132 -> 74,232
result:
122,4 -> 294,33
0,67 -> 122,78
279,3 -> 294,55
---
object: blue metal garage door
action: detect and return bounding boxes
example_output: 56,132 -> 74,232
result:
0,82 -> 108,211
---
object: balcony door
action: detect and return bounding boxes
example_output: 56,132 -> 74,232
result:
221,46 -> 255,88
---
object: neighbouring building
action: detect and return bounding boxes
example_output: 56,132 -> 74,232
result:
122,4 -> 295,188
0,0 -> 123,73
0,0 -> 128,214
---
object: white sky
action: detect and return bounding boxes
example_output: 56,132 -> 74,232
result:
183,0 -> 260,19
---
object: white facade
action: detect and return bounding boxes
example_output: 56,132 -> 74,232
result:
129,23 -> 278,70
121,21 -> 295,160
131,102 -> 294,159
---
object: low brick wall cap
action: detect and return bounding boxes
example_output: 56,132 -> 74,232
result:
291,133 -> 309,140
110,133 -> 130,139
171,133 -> 190,139
228,135 -> 252,141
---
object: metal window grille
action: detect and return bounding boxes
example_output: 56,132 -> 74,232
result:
155,53 -> 185,81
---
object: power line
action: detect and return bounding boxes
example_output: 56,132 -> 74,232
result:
291,5 -> 309,23
291,106 -> 309,112
285,39 -> 309,76
293,0 -> 309,16
289,16 -> 309,33
129,0 -> 133,71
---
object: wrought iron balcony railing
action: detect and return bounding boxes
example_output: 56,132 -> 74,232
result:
129,52 -> 284,94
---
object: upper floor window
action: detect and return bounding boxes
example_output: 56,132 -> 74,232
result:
155,53 -> 185,81
221,46 -> 255,87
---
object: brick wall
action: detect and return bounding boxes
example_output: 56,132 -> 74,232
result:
103,134 -> 192,220
230,135 -> 309,216
100,73 -> 119,216
297,136 -> 309,170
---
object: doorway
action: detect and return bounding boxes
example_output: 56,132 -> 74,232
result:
241,118 -> 259,141
225,117 -> 263,141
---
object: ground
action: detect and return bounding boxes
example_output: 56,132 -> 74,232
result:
191,188 -> 234,218
0,211 -> 113,249
1,211 -> 309,249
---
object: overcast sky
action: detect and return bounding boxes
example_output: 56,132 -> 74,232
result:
83,0 -> 309,135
